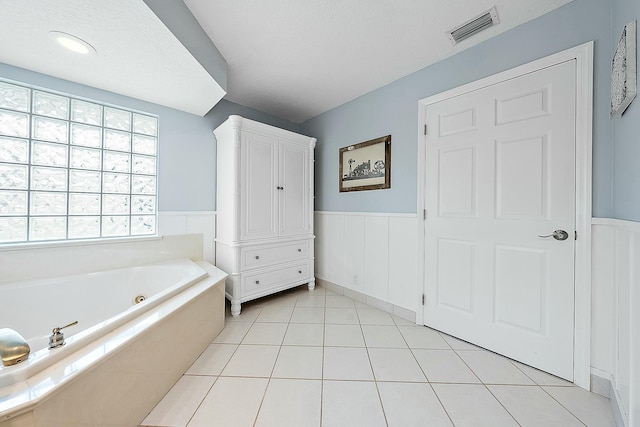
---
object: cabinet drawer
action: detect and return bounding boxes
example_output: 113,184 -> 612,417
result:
241,240 -> 309,270
243,263 -> 309,294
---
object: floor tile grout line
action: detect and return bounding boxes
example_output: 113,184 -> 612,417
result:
469,382 -> 544,386
482,383 -> 525,427
403,331 -> 431,383
452,347 -> 554,388
252,289 -> 298,427
359,308 -> 391,426
538,385 -> 590,427
506,358 -> 573,387
214,321 -> 246,378
425,382 -> 457,426
182,375 -> 218,427
319,286 -> 327,427
447,346 -> 484,385
252,357 -> 278,427
214,374 -> 557,385
400,324 -> 458,426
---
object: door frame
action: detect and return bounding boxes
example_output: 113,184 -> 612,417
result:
416,42 -> 593,389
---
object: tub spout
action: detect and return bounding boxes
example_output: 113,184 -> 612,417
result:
49,321 -> 78,349
0,328 -> 30,366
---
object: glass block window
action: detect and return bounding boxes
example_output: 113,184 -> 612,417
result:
0,79 -> 158,244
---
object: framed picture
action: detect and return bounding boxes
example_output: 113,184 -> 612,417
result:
611,20 -> 637,118
339,135 -> 391,192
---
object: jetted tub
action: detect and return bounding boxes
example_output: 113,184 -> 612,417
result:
0,258 -> 227,426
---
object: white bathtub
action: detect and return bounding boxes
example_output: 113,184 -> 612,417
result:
0,258 -> 227,426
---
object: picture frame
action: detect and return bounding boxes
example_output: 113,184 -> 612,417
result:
339,135 -> 391,192
611,20 -> 637,119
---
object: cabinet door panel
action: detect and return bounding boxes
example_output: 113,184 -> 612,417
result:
241,131 -> 278,240
279,141 -> 310,236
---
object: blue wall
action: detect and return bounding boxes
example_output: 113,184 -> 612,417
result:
301,0 -> 614,217
0,62 -> 299,212
5,0 -> 637,219
612,0 -> 640,220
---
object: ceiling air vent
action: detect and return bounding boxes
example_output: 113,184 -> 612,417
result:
448,6 -> 499,45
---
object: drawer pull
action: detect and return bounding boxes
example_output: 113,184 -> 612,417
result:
255,280 -> 260,284
255,255 -> 260,259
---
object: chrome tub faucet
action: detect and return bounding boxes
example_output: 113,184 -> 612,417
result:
48,321 -> 78,349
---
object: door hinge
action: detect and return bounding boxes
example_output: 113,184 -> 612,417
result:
575,231 -> 577,240
421,294 -> 425,305
424,124 -> 427,135
423,209 -> 427,220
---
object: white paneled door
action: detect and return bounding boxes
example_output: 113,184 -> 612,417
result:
423,60 -> 577,380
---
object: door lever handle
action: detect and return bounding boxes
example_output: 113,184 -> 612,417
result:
538,230 -> 569,241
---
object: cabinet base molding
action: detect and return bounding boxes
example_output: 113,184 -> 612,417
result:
223,261 -> 315,316
225,275 -> 315,316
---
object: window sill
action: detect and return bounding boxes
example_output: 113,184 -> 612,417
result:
0,235 -> 161,252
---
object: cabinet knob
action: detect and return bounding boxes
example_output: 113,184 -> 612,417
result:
298,270 -> 302,274
255,280 -> 260,284
297,248 -> 301,252
255,255 -> 260,259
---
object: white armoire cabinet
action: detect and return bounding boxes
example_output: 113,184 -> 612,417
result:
214,115 -> 316,316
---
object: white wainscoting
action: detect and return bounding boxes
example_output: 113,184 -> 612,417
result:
315,212 -> 637,425
591,218 -> 640,427
314,211 -> 419,313
158,211 -> 216,263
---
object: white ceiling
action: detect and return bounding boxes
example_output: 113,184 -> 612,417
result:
0,0 -> 225,116
185,0 -> 572,122
0,0 -> 572,122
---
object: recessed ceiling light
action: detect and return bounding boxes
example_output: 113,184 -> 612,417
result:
49,31 -> 96,54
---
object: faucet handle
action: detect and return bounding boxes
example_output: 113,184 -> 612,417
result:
49,321 -> 78,349
51,321 -> 78,335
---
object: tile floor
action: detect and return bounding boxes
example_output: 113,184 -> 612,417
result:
141,285 -> 617,427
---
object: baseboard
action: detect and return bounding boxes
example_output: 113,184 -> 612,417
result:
315,277 -> 416,323
590,371 -> 611,397
591,372 -> 627,427
610,385 -> 628,427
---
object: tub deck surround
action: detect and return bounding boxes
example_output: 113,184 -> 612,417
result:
0,259 -> 207,388
0,260 -> 227,426
0,234 -> 205,287
0,259 -> 207,360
